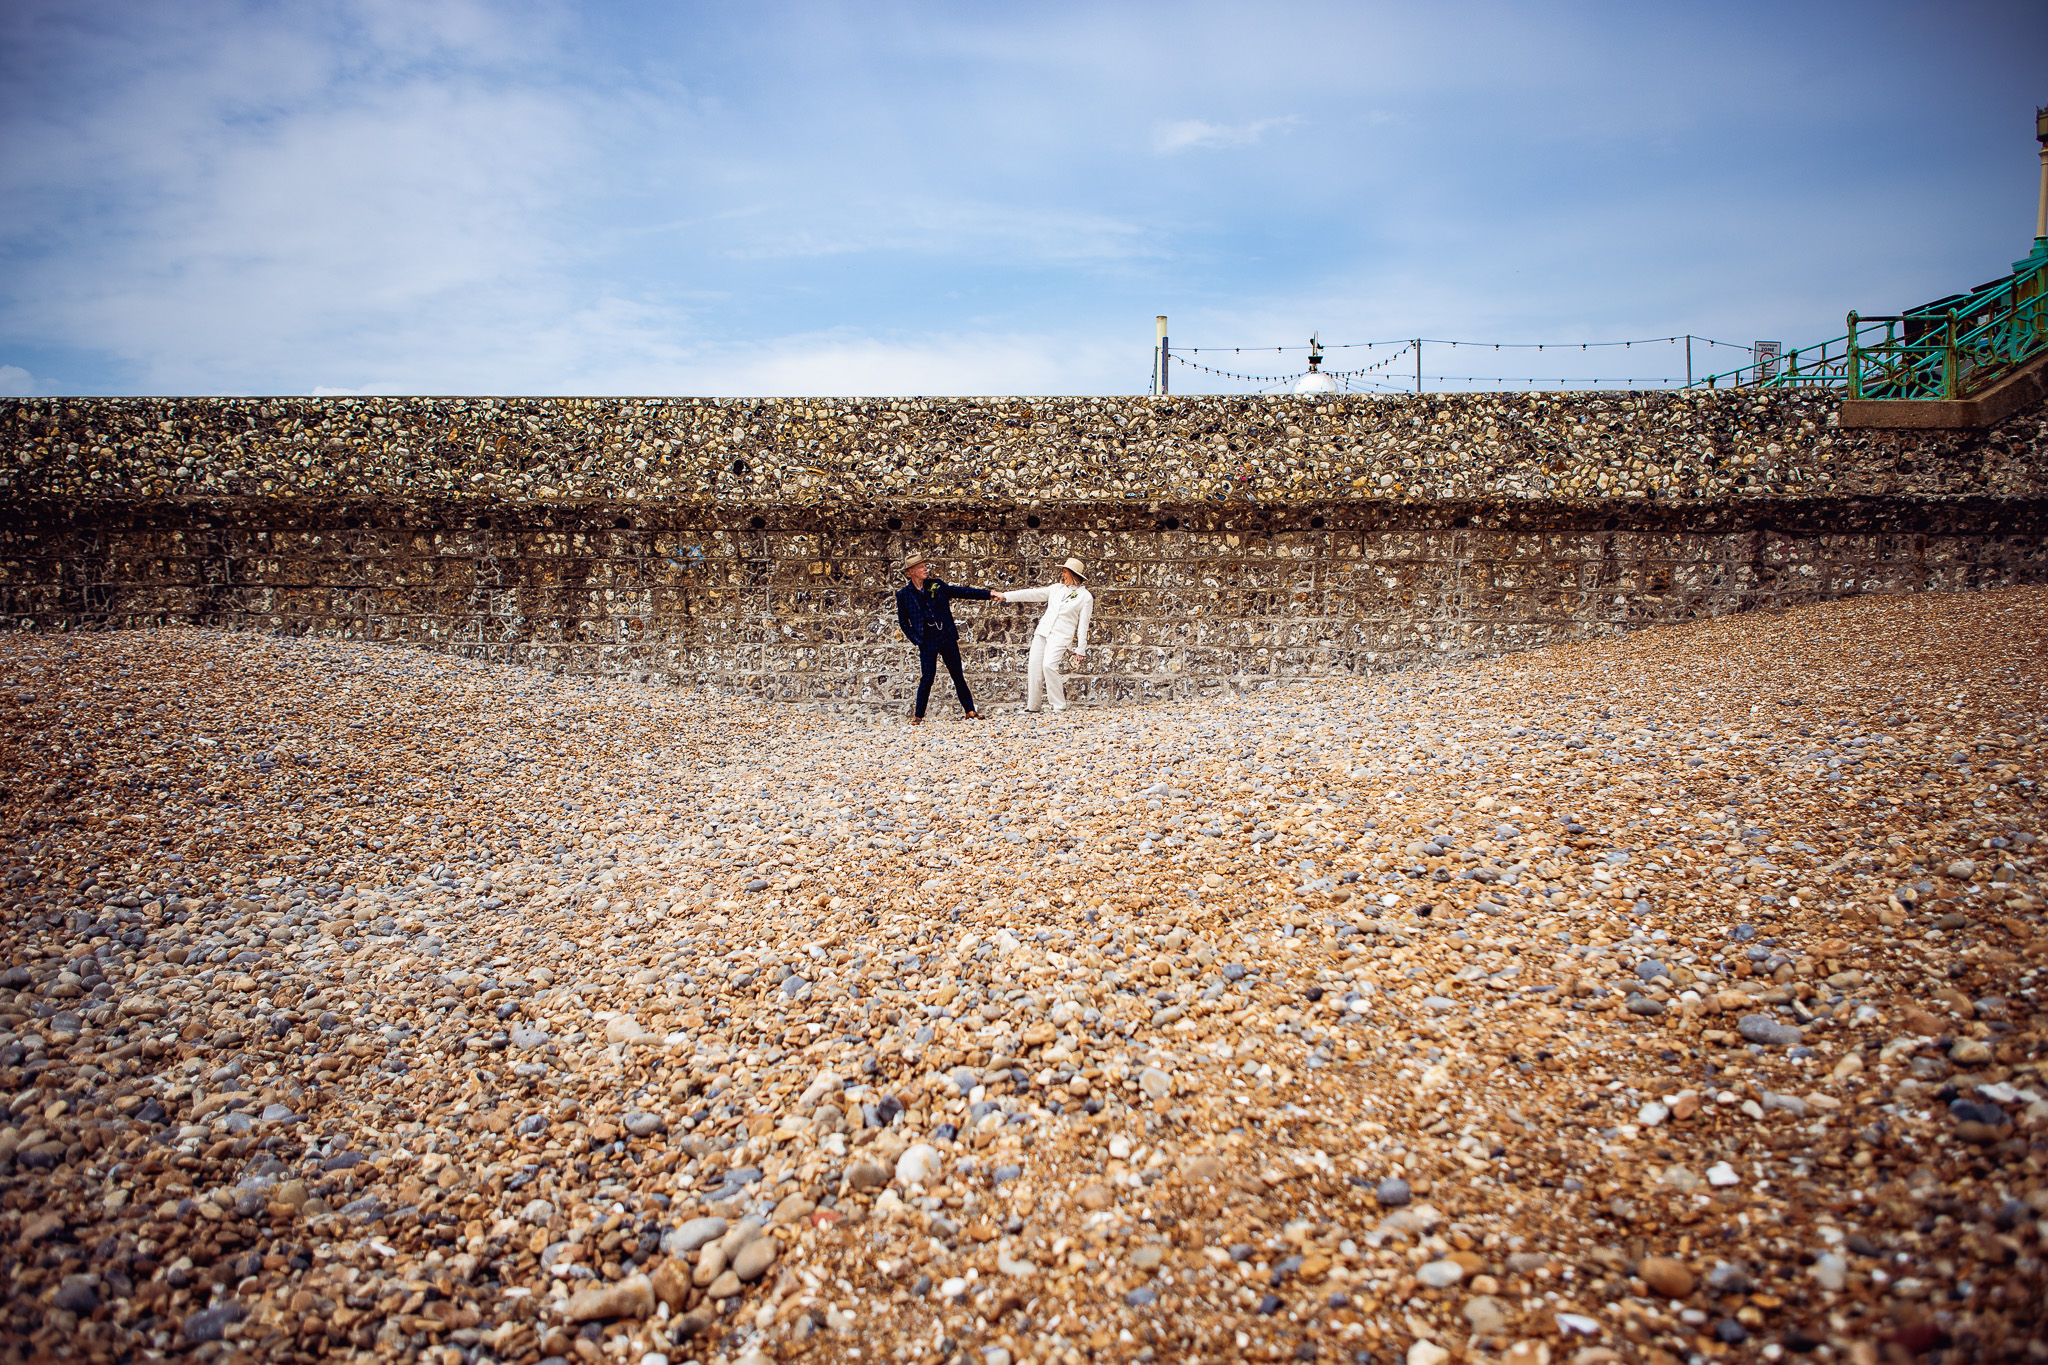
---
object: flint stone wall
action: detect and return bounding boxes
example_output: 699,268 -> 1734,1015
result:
2,392 -> 2044,708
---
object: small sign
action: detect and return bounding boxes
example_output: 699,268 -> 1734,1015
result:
1755,341 -> 1783,381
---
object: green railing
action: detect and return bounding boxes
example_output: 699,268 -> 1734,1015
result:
1845,257 -> 2047,400
1694,333 -> 1852,389
1690,255 -> 2048,399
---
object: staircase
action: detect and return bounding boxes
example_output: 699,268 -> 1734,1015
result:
1694,255 -> 2048,428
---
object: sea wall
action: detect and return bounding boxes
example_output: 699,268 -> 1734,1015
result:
2,392 -> 2044,707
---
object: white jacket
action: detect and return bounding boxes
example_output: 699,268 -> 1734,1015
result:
1007,582 -> 1094,652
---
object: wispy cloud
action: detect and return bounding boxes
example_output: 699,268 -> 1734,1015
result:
1151,116 -> 1298,155
659,331 -> 1137,399
719,199 -> 1152,264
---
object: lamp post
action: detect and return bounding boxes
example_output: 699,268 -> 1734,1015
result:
2019,105 -> 2048,272
1294,333 -> 1339,394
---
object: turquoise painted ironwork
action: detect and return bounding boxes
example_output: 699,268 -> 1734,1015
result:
1846,258 -> 2047,400
1692,333 -> 1852,390
1689,256 -> 2048,399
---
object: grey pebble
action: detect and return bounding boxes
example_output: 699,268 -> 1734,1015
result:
1416,1259 -> 1464,1288
1737,1013 -> 1803,1047
733,1237 -> 777,1281
52,1276 -> 99,1312
338,1196 -> 385,1223
182,1303 -> 245,1344
663,1216 -> 728,1254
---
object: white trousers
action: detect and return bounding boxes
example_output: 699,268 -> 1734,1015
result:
1027,636 -> 1068,712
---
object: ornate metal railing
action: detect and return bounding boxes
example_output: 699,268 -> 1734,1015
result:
1690,256 -> 2048,399
1845,257 -> 2047,400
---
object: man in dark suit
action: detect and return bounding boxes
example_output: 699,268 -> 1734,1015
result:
895,552 -> 1001,723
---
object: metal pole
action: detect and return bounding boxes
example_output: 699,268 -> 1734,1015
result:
1944,312 -> 1957,400
1685,335 -> 1692,387
1415,339 -> 1422,394
2035,117 -> 2047,249
1155,316 -> 1169,396
1846,312 -> 1861,399
2020,107 -> 2048,271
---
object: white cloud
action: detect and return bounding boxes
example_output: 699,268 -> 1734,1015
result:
1151,116 -> 1297,155
673,330 -> 1135,398
0,0 -> 635,394
0,365 -> 32,396
295,311 -> 1139,399
718,198 -> 1151,264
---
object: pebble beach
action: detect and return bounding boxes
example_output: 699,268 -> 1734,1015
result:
0,585 -> 2043,1365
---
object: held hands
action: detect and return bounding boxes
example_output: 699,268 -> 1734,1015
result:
991,591 -> 1005,602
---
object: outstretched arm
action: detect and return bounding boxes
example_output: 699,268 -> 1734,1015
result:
1005,584 -> 1054,604
951,584 -> 994,601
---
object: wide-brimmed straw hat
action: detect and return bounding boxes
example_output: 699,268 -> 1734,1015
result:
1061,557 -> 1087,582
903,552 -> 930,574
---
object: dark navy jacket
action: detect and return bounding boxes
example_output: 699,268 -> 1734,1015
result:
895,577 -> 992,647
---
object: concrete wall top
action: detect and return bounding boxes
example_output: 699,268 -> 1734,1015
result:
3,390 -> 2044,511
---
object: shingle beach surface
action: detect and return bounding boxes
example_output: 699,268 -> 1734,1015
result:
0,586 -> 2043,1365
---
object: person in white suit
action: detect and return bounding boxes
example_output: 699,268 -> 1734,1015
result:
993,557 -> 1094,713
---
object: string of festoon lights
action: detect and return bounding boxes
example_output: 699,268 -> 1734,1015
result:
1352,374 -> 1688,387
1169,332 -> 1759,392
1170,344 -> 1414,388
1181,334 -> 1757,355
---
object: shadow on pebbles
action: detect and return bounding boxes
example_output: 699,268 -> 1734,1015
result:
1,585 -> 2044,1365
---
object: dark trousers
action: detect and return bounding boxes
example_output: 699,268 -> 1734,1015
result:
915,638 -> 975,717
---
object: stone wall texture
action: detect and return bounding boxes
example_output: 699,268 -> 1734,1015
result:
2,391 -> 2044,708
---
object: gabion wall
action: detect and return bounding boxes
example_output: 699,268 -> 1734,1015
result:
2,392 -> 2043,707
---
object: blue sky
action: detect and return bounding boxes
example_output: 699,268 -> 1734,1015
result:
1,0 -> 2042,397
